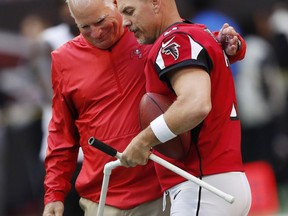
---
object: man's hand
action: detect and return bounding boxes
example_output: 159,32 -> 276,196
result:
43,201 -> 64,216
217,23 -> 241,56
120,131 -> 152,167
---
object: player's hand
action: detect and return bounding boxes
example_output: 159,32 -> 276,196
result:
120,135 -> 151,167
217,23 -> 240,56
43,201 -> 64,216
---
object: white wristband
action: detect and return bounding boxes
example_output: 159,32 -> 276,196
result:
150,114 -> 177,143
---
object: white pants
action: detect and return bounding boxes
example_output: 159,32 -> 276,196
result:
166,172 -> 252,216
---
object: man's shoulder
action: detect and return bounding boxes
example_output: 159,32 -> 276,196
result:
52,35 -> 86,54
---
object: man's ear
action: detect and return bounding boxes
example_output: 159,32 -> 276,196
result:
152,0 -> 160,13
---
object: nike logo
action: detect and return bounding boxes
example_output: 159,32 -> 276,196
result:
162,36 -> 175,48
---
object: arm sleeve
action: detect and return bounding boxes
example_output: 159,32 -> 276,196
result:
43,52 -> 80,205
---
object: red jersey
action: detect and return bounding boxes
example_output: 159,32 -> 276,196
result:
44,29 -> 163,209
145,22 -> 245,191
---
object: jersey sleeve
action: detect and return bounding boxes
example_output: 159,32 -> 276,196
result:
154,33 -> 213,80
43,51 -> 80,205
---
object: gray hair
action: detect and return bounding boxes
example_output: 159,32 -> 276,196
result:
65,0 -> 115,18
65,0 -> 90,18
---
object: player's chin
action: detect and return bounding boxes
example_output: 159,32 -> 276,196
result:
133,33 -> 143,44
140,34 -> 156,45
132,31 -> 146,44
136,36 -> 152,45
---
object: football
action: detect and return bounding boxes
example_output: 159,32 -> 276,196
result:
139,92 -> 191,160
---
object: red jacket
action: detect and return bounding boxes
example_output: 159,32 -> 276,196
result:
44,29 -> 163,209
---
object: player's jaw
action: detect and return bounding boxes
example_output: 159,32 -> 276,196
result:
128,26 -> 155,45
128,27 -> 143,44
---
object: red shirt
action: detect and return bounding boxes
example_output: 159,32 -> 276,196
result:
145,22 -> 245,191
44,29 -> 163,209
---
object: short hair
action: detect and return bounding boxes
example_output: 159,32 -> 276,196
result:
66,0 -> 115,18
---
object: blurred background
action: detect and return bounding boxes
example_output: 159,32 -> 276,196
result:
0,0 -> 287,215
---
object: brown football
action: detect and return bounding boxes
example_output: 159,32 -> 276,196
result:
139,92 -> 191,160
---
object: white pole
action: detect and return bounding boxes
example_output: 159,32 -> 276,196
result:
88,138 -> 235,216
97,160 -> 122,216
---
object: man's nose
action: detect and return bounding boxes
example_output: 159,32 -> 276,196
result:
122,17 -> 131,27
91,25 -> 103,38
